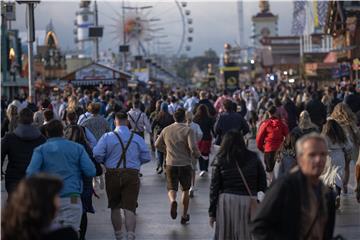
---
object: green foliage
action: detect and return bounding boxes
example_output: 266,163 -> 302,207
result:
174,48 -> 219,80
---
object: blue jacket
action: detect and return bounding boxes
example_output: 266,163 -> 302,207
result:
26,137 -> 96,197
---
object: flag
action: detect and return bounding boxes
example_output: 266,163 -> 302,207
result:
222,66 -> 240,92
291,0 -> 307,35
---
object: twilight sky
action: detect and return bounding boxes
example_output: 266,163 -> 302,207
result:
11,0 -> 294,56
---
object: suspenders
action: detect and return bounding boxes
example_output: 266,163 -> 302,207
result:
113,131 -> 135,168
128,112 -> 143,132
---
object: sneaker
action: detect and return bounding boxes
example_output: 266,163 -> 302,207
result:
199,171 -> 206,177
170,201 -> 177,219
180,214 -> 190,225
127,231 -> 136,240
189,187 -> 195,198
114,231 -> 125,240
157,167 -> 163,174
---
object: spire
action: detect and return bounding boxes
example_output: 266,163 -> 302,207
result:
46,19 -> 54,33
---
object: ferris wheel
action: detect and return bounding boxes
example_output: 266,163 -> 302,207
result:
101,1 -> 194,58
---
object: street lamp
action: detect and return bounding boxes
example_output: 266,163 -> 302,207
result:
16,0 -> 40,102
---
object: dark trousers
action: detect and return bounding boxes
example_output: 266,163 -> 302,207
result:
79,212 -> 87,240
198,156 -> 209,172
157,151 -> 164,168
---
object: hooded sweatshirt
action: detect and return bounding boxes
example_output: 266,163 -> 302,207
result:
1,124 -> 46,193
256,117 -> 289,152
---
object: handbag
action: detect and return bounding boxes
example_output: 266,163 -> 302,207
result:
234,158 -> 258,221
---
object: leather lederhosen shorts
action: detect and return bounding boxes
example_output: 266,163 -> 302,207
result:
105,168 -> 140,212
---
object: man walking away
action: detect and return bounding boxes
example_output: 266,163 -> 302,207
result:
155,108 -> 201,224
1,108 -> 46,195
93,111 -> 151,240
214,99 -> 249,145
26,120 -> 96,231
127,100 -> 152,138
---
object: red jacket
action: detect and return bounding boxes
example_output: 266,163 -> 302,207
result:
256,117 -> 288,153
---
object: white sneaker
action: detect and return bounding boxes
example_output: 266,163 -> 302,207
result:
127,231 -> 136,240
189,187 -> 195,198
199,171 -> 206,177
115,231 -> 125,240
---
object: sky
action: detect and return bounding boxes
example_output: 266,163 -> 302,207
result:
11,0 -> 294,57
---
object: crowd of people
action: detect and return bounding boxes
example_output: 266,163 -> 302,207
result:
1,80 -> 360,240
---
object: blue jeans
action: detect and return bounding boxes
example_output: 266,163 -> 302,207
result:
199,156 -> 209,172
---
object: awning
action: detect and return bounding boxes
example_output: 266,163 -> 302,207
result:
71,79 -> 117,86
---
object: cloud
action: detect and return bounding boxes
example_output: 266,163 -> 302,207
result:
12,0 -> 293,57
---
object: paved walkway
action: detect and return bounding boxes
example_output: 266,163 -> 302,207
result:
86,143 -> 360,240
1,142 -> 359,240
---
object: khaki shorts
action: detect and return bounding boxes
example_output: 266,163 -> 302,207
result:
105,168 -> 140,212
166,165 -> 192,192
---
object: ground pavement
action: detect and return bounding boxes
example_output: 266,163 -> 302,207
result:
85,140 -> 360,240
1,142 -> 359,240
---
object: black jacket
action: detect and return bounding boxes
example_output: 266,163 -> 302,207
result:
1,124 -> 46,194
214,111 -> 249,145
151,112 -> 174,135
284,99 -> 298,131
251,168 -> 336,240
209,151 -> 267,218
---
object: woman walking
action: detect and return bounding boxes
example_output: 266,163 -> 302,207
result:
64,111 -> 103,240
291,110 -> 319,137
1,105 -> 18,137
331,103 -> 360,193
193,104 -> 215,177
209,130 -> 267,240
320,119 -> 351,208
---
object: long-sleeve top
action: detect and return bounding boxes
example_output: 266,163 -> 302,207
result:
183,97 -> 199,113
155,122 -> 201,166
26,137 -> 96,197
127,108 -> 152,133
209,151 -> 267,218
93,126 -> 151,170
84,127 -> 97,149
168,103 -> 182,115
2,124 -> 46,193
78,112 -> 93,125
214,95 -> 231,113
81,115 -> 110,141
256,117 -> 289,152
214,111 -> 250,145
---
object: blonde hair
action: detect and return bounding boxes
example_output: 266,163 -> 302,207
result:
67,96 -> 79,112
330,102 -> 356,126
6,105 -> 18,121
299,110 -> 317,130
